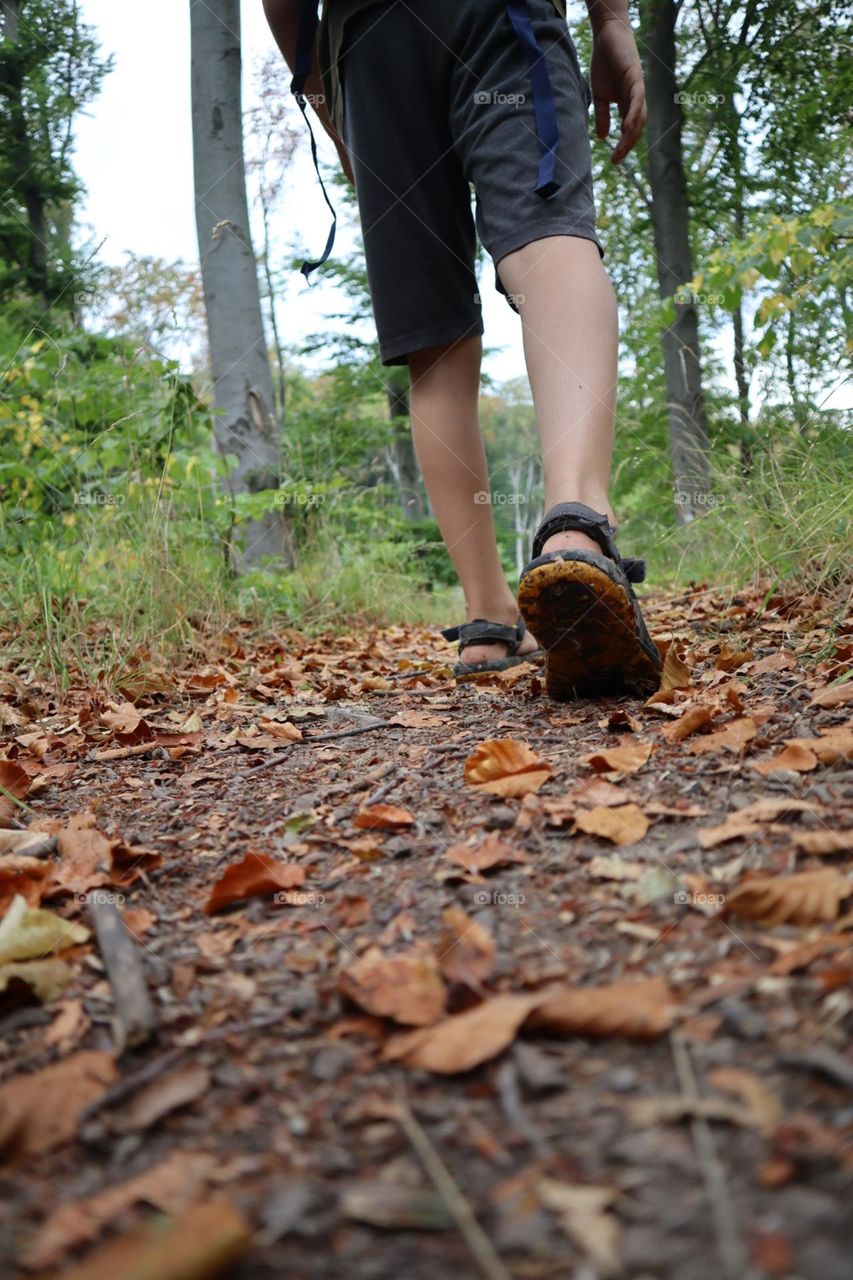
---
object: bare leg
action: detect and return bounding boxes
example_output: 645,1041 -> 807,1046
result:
407,336 -> 538,666
498,236 -> 619,556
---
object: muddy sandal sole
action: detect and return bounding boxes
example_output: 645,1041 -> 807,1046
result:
518,557 -> 661,700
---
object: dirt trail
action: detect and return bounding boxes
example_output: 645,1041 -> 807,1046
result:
0,584 -> 851,1280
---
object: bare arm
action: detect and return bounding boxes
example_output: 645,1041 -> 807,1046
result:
262,0 -> 353,180
585,0 -> 646,163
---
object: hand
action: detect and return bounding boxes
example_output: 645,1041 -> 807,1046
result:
589,20 -> 646,163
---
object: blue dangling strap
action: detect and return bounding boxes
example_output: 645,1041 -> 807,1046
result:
291,0 -> 337,278
506,0 -> 561,199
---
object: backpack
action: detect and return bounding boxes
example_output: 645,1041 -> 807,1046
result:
292,0 -> 562,278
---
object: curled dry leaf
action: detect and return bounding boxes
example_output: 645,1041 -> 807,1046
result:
464,738 -> 552,798
527,976 -> 677,1041
724,868 -> 851,927
0,828 -> 55,856
0,894 -> 89,964
339,945 -> 446,1025
574,803 -> 651,847
445,830 -> 528,874
537,1180 -> 622,1278
791,829 -> 853,856
661,704 -> 716,742
707,1067 -> 781,1133
0,854 -> 52,914
353,803 -> 415,831
205,852 -> 306,915
583,741 -> 653,775
382,994 -> 540,1074
437,906 -> 495,987
22,1150 -> 217,1270
753,742 -> 818,775
0,1050 -> 117,1159
660,644 -> 691,691
809,682 -> 853,709
257,719 -> 302,741
783,732 -> 853,766
688,716 -> 758,755
699,798 -> 822,849
0,958 -> 71,1007
0,758 -> 30,823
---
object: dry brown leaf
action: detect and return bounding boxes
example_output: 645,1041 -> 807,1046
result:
382,994 -> 540,1073
715,645 -> 755,671
31,1196 -> 250,1280
707,1067 -> 781,1133
629,1094 -> 756,1128
527,976 -> 677,1040
587,855 -> 644,882
753,742 -> 818,775
464,738 -> 552,798
661,704 -> 716,742
0,829 -> 54,856
257,719 -> 302,741
445,831 -> 528,874
205,853 -> 305,915
0,759 -> 30,823
660,645 -> 692,691
437,906 -> 495,987
339,946 -> 446,1026
583,741 -> 653,774
688,716 -> 757,754
22,1150 -> 217,1270
0,1050 -> 117,1159
537,1180 -> 622,1278
574,803 -> 651,846
698,798 -> 821,849
353,804 -> 415,831
751,651 -> 797,675
389,710 -> 448,729
791,830 -> 853,856
783,731 -> 853,766
768,935 -> 848,975
809,682 -> 853,709
724,868 -> 851,926
114,1064 -> 210,1132
0,854 -> 52,914
0,958 -> 71,1007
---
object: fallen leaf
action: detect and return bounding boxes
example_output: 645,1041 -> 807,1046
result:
0,894 -> 89,964
753,742 -> 818,775
0,1050 -> 117,1159
707,1067 -> 781,1133
0,829 -> 54,856
0,759 -> 30,822
114,1064 -> 210,1132
715,645 -> 754,671
661,704 -> 716,742
699,798 -> 821,849
22,1150 -> 217,1270
437,906 -> 495,986
339,946 -> 446,1025
574,803 -> 651,846
661,645 -> 692,690
584,741 -> 653,774
388,710 -> 448,729
353,804 -> 415,831
340,1181 -> 451,1230
464,739 -> 552,798
0,958 -> 71,1007
629,1095 -> 756,1128
445,831 -> 528,873
527,976 -> 677,1040
751,651 -> 796,675
783,731 -> 853,765
0,854 -> 52,913
791,830 -> 853,856
538,1180 -> 622,1277
257,719 -> 302,741
688,716 -> 757,754
31,1196 -> 250,1280
724,869 -> 851,926
808,682 -> 853,708
586,855 -> 644,882
382,994 -> 540,1073
205,853 -> 306,915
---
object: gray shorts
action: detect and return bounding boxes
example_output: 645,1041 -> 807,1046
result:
334,0 -> 601,366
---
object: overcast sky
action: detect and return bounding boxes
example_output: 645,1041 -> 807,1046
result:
73,0 -> 528,381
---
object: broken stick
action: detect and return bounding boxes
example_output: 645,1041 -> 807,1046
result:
87,897 -> 158,1052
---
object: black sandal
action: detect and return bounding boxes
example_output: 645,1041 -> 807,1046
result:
517,502 -> 662,700
442,616 -> 544,679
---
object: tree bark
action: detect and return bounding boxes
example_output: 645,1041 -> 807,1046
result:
189,0 -> 290,569
385,372 -> 424,521
641,0 -> 711,521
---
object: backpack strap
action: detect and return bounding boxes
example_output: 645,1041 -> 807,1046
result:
291,0 -> 337,279
506,1 -> 561,199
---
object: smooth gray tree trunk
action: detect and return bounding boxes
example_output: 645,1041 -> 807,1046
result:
189,0 -> 289,568
641,0 -> 711,522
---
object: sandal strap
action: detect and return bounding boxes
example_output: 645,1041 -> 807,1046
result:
441,617 -> 526,654
531,501 -> 646,582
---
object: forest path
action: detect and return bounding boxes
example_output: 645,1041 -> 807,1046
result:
1,583 -> 851,1279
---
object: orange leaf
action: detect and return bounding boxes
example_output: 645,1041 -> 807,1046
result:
353,804 -> 415,831
688,716 -> 758,754
445,831 -> 528,873
0,1050 -> 117,1159
584,741 -> 653,774
661,705 -> 716,742
464,738 -> 552,798
205,853 -> 305,915
437,907 -> 495,987
753,743 -> 818,775
339,946 -> 446,1025
382,994 -> 539,1073
527,976 -> 677,1040
791,830 -> 853,856
574,803 -> 650,846
809,682 -> 853,709
661,644 -> 691,690
724,869 -> 851,927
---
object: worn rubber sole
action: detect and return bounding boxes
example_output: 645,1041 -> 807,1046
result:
517,558 -> 661,700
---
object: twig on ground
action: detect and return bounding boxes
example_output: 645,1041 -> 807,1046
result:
393,1088 -> 514,1280
87,897 -> 158,1052
671,1033 -> 747,1280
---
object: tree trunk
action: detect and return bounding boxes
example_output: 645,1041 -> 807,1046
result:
641,0 -> 711,522
2,0 -> 50,306
189,0 -> 289,569
385,373 -> 424,521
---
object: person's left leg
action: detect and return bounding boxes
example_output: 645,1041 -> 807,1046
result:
408,335 -> 539,668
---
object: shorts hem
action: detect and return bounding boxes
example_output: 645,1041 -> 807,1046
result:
379,316 -> 484,367
491,223 -> 603,268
